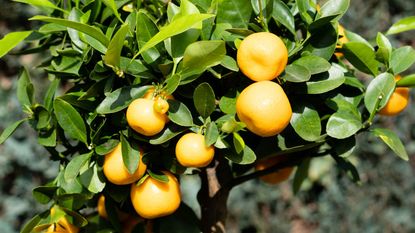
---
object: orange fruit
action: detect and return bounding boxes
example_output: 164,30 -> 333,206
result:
103,143 -> 147,185
175,132 -> 215,167
237,32 -> 288,81
255,156 -> 294,184
379,75 -> 410,116
126,98 -> 168,136
236,81 -> 292,137
46,208 -> 79,233
130,171 -> 181,219
97,195 -> 108,219
335,25 -> 348,57
142,86 -> 174,101
153,98 -> 169,114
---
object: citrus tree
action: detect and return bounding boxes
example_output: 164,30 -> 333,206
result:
1,0 -> 415,232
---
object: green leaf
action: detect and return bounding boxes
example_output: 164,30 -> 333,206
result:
96,85 -> 150,114
79,163 -> 106,193
0,31 -> 32,58
224,144 -> 256,165
32,186 -> 57,204
330,136 -> 356,158
290,102 -> 321,141
95,139 -> 119,155
219,89 -> 237,115
296,0 -> 313,24
342,42 -> 379,76
306,64 -> 345,94
136,11 -> 161,64
271,0 -> 296,36
149,125 -> 185,145
390,46 -> 415,75
60,207 -> 88,227
193,82 -> 216,119
282,64 -> 311,83
304,24 -> 337,60
0,118 -> 28,144
148,170 -> 169,183
386,16 -> 415,35
17,68 -> 34,108
332,155 -> 360,183
292,158 -> 310,194
167,100 -> 194,127
64,152 -> 92,181
54,98 -> 87,144
220,55 -> 239,71
30,16 -> 109,47
233,132 -> 245,154
371,128 -> 408,161
364,73 -> 395,113
44,78 -> 60,111
216,0 -> 252,28
375,32 -> 392,65
318,0 -> 350,20
164,74 -> 181,95
397,74 -> 415,87
14,0 -> 66,12
326,110 -> 362,139
134,13 -> 215,56
180,40 -> 226,83
21,211 -> 49,233
121,134 -> 140,175
205,122 -> 219,147
102,0 -> 123,23
293,55 -> 331,75
104,24 -> 130,69
38,128 -> 57,147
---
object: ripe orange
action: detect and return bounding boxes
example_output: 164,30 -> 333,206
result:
143,86 -> 173,114
335,25 -> 348,57
237,32 -> 288,81
103,143 -> 147,185
46,208 -> 79,233
379,75 -> 410,116
236,81 -> 292,137
255,156 -> 294,184
175,132 -> 215,167
130,171 -> 181,219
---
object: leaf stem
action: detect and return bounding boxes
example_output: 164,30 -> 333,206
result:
364,95 -> 383,128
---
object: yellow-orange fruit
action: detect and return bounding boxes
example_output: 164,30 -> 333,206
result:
175,133 -> 215,167
255,156 -> 294,184
379,75 -> 410,116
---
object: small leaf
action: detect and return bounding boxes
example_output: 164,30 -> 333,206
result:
224,144 -> 256,165
149,125 -> 185,145
21,211 -> 48,233
342,42 -> 379,76
390,46 -> 415,75
205,122 -> 219,147
30,16 -> 109,47
371,128 -> 408,161
148,170 -> 169,183
44,78 -> 60,111
64,152 -> 92,181
79,163 -> 106,193
167,100 -> 194,127
293,55 -> 331,75
0,31 -> 32,58
290,102 -> 321,141
32,186 -> 58,204
318,0 -> 350,20
364,73 -> 395,113
60,207 -> 88,227
233,132 -> 245,154
292,158 -> 310,194
386,16 -> 415,35
397,74 -> 415,87
0,118 -> 27,144
121,134 -> 140,175
54,98 -> 87,144
102,0 -> 123,23
326,110 -> 362,139
219,89 -> 237,115
306,64 -> 345,94
282,64 -> 311,83
135,13 -> 215,56
104,24 -> 130,69
164,74 -> 181,95
220,55 -> 239,71
96,85 -> 150,114
271,0 -> 296,36
193,82 -> 216,119
375,32 -> 392,65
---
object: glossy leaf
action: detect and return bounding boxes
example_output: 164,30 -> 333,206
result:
296,0 -> 313,24
136,11 -> 160,64
54,98 -> 87,144
205,122 -> 219,147
293,55 -> 331,75
104,24 -> 130,69
371,128 -> 408,161
271,0 -> 296,36
30,16 -> 109,47
386,16 -> 415,35
102,0 -> 123,22
306,64 -> 345,94
282,64 -> 311,83
96,85 -> 150,114
148,170 -> 169,183
326,110 -> 362,139
79,163 -> 106,193
32,186 -> 58,204
149,125 -> 185,145
216,0 -> 252,28
390,46 -> 415,74
375,32 -> 392,65
219,89 -> 237,115
397,74 -> 415,87
224,144 -> 256,165
342,42 -> 379,76
121,134 -> 140,174
64,152 -> 92,181
304,24 -> 337,60
364,73 -> 395,113
14,0 -> 66,12
290,102 -> 321,141
0,31 -> 32,58
318,0 -> 350,20
167,100 -> 194,127
164,74 -> 181,95
193,82 -> 216,119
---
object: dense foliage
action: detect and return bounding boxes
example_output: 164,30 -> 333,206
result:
0,0 -> 415,232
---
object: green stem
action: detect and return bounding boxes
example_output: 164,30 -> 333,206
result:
364,95 -> 383,128
258,0 -> 268,32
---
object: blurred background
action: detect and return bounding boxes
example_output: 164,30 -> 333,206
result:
1,0 -> 415,232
